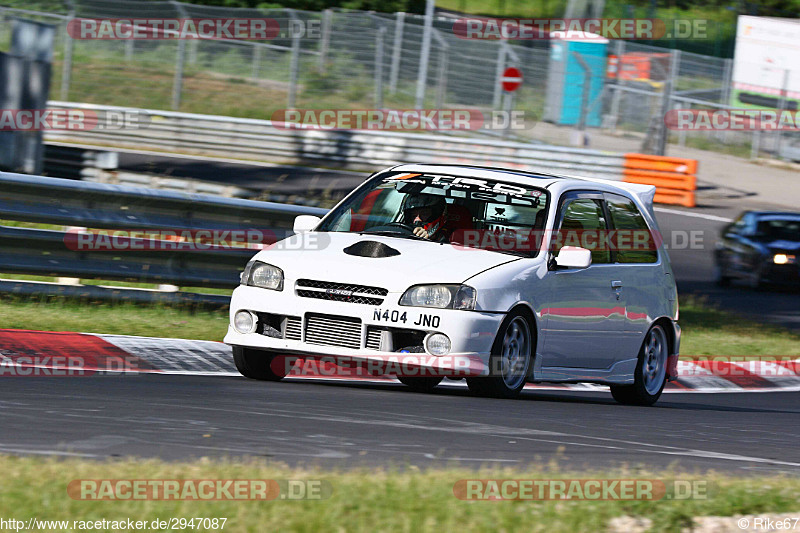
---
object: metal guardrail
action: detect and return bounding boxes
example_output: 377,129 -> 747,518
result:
0,172 -> 326,301
45,102 -> 627,181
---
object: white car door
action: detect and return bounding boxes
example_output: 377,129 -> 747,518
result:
540,192 -> 628,370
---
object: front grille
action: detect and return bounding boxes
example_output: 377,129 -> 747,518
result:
296,279 -> 388,305
305,313 -> 362,349
284,316 -> 302,341
365,327 -> 383,350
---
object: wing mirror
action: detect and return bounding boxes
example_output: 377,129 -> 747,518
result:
293,215 -> 321,233
554,246 -> 592,269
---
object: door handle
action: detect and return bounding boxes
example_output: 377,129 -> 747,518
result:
611,281 -> 623,289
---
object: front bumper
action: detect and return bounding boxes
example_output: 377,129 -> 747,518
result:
224,285 -> 505,377
762,261 -> 800,285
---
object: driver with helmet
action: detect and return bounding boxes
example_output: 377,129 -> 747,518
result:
402,193 -> 449,241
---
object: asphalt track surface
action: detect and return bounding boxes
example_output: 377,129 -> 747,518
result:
2,376 -> 799,473
2,149 -> 797,470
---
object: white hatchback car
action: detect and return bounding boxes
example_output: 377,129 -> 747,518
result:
225,164 -> 680,405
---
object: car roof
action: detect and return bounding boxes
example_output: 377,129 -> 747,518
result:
386,164 -> 655,206
750,211 -> 800,220
387,163 -> 568,188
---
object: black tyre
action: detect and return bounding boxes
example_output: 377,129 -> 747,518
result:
398,376 -> 443,392
714,261 -> 731,287
232,346 -> 287,381
466,309 -> 534,399
610,324 -> 669,406
394,345 -> 443,392
747,265 -> 766,290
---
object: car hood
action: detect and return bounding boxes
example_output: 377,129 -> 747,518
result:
765,240 -> 800,254
250,232 -> 520,292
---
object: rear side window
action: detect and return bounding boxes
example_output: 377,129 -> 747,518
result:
606,195 -> 658,263
556,198 -> 611,265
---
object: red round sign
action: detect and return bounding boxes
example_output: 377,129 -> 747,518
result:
501,67 -> 523,92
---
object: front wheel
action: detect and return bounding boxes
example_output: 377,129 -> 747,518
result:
714,261 -> 731,287
232,346 -> 287,381
467,310 -> 534,399
398,376 -> 443,392
610,324 -> 669,406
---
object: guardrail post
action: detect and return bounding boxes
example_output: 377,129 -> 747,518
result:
318,9 -> 331,72
675,101 -> 686,148
607,40 -> 625,132
571,51 -> 591,146
60,11 -> 74,101
251,44 -> 262,80
492,42 -> 507,109
415,0 -> 434,109
125,39 -> 134,61
389,12 -> 404,95
187,39 -> 197,65
654,49 -> 679,156
170,0 -> 187,111
436,45 -> 447,110
375,26 -> 386,109
774,68 -> 789,158
288,10 -> 300,109
751,129 -> 761,161
172,39 -> 185,110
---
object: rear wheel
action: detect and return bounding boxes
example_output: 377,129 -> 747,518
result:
232,346 -> 286,381
610,324 -> 668,406
467,309 -> 533,399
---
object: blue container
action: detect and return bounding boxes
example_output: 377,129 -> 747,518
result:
544,34 -> 609,127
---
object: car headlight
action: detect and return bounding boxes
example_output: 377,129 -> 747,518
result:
399,284 -> 476,310
242,261 -> 284,290
773,254 -> 796,265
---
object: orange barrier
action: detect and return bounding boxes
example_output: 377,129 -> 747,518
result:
622,153 -> 698,207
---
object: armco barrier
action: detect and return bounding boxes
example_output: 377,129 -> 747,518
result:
44,102 -> 700,208
44,102 -> 625,181
622,154 -> 698,208
0,172 -> 326,300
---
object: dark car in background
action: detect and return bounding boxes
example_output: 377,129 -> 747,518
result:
715,211 -> 800,289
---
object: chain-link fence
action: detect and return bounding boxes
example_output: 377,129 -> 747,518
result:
0,0 -> 794,160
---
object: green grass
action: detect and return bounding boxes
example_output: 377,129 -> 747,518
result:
0,297 -> 229,340
0,455 -> 799,532
678,296 -> 800,357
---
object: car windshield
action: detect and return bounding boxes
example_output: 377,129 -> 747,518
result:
755,216 -> 800,241
317,171 -> 549,256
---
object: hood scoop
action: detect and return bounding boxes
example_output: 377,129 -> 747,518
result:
343,240 -> 400,258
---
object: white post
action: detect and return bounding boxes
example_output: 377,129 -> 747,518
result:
319,9 -> 331,72
492,42 -> 507,109
415,0 -> 435,109
375,26 -> 386,109
389,12 -> 405,95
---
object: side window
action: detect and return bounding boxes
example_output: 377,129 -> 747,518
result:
606,195 -> 658,264
555,198 -> 611,265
